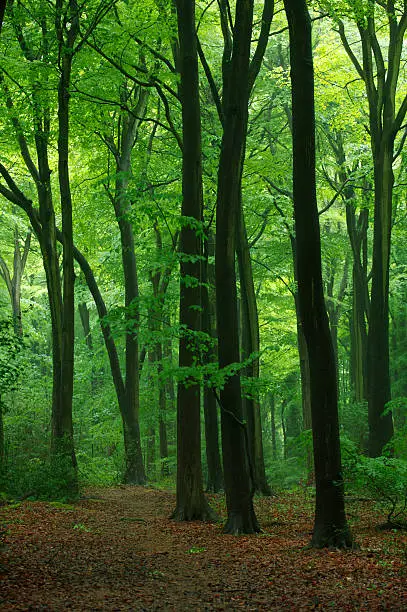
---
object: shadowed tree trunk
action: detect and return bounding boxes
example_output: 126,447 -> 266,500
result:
236,206 -> 271,495
323,131 -> 370,404
172,0 -> 213,521
0,1 -> 5,35
284,0 -> 353,548
215,0 -> 260,535
105,86 -> 148,485
202,231 -> 223,492
55,3 -> 78,481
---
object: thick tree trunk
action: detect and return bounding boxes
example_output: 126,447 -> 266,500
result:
216,0 -> 259,535
284,0 -> 353,548
172,0 -> 213,521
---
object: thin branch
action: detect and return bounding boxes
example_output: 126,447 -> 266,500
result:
197,35 -> 224,125
262,175 -> 293,200
318,177 -> 352,216
336,20 -> 365,81
248,205 -> 272,248
248,0 -> 274,94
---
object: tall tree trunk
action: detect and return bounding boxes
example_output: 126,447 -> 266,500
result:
284,0 -> 353,548
367,144 -> 394,456
108,86 -> 148,484
236,206 -> 271,495
54,5 -> 78,490
172,0 -> 213,521
216,0 -> 259,535
336,10 -> 407,456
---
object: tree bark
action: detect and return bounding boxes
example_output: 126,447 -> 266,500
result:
284,0 -> 353,548
54,1 -> 78,488
172,0 -> 213,521
112,91 -> 147,484
215,0 -> 259,535
236,205 -> 271,495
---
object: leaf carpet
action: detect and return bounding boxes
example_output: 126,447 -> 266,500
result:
1,487 -> 407,610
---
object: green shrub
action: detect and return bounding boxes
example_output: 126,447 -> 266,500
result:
344,451 -> 407,527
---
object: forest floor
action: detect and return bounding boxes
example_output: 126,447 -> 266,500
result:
1,486 -> 407,611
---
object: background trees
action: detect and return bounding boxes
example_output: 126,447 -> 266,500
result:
0,0 -> 405,547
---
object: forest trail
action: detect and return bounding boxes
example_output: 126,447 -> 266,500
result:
1,486 -> 406,610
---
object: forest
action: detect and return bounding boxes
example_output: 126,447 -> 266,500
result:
0,0 -> 406,608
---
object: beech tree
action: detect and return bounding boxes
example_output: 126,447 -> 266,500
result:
215,0 -> 261,534
172,0 -> 213,520
0,0 -> 83,494
333,0 -> 407,456
283,0 -> 353,547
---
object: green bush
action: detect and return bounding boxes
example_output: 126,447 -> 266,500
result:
344,450 -> 407,527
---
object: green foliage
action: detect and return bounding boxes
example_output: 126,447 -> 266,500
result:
0,319 -> 24,403
344,444 -> 407,527
266,457 -> 307,491
1,454 -> 76,502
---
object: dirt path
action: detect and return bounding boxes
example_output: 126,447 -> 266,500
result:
1,486 -> 406,610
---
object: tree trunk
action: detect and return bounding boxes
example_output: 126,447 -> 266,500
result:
146,425 -> 156,480
202,231 -> 223,492
172,0 -> 213,521
367,144 -> 394,456
0,226 -> 31,338
237,204 -> 271,495
269,393 -> 277,460
336,12 -> 407,456
215,0 -> 259,535
55,32 -> 77,488
284,0 -> 353,548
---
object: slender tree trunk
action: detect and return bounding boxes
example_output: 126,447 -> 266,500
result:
202,232 -> 223,492
0,226 -> 31,338
367,144 -> 394,456
54,14 -> 78,489
237,205 -> 271,495
216,0 -> 259,535
172,0 -> 213,521
146,425 -> 156,480
284,0 -> 353,548
336,13 -> 407,456
269,393 -> 277,460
